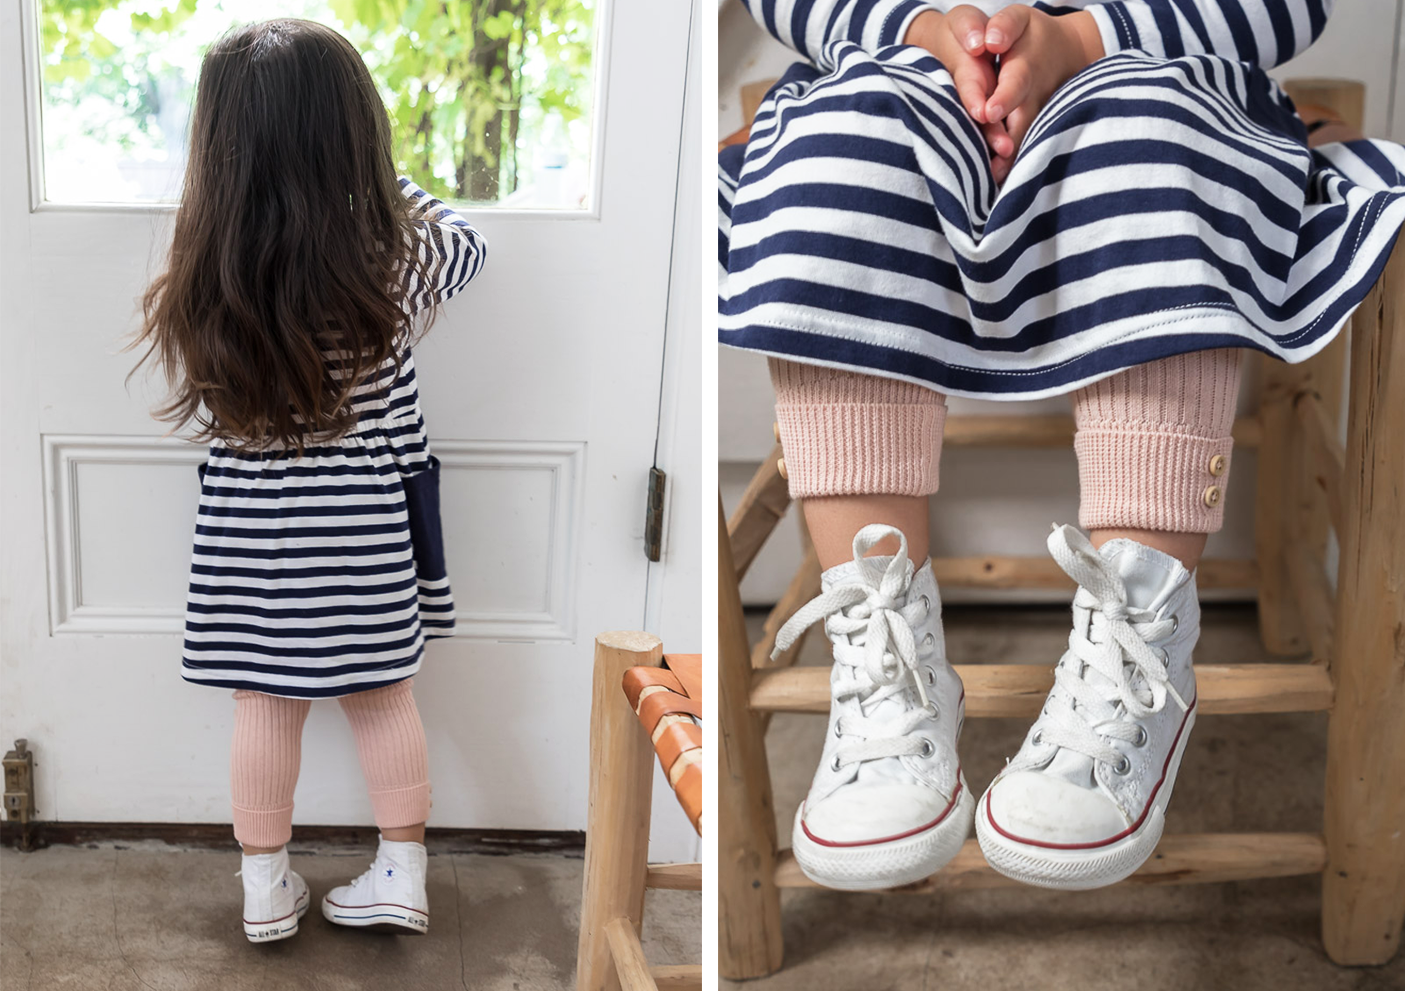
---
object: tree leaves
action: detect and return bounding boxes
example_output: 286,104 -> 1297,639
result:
38,0 -> 596,204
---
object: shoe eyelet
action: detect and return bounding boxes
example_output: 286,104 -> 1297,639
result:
920,594 -> 931,611
924,665 -> 936,686
1168,614 -> 1179,635
1032,730 -> 1044,746
923,701 -> 939,720
1133,725 -> 1148,747
833,723 -> 843,739
1113,755 -> 1132,775
1157,647 -> 1170,664
922,632 -> 936,649
919,738 -> 935,758
831,754 -> 843,772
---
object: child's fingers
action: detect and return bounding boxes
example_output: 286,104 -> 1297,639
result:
982,118 -> 1014,160
1006,105 -> 1036,150
991,154 -> 1012,186
950,55 -> 997,122
984,5 -> 1030,54
984,57 -> 1030,123
945,4 -> 990,56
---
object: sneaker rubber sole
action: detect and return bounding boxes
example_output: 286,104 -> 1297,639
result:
790,773 -> 975,891
244,891 -> 310,943
976,708 -> 1196,890
322,898 -> 429,935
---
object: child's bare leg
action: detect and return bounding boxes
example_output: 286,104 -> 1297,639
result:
770,357 -> 944,565
1089,528 -> 1207,570
804,495 -> 930,570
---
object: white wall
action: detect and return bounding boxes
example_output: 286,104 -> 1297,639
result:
719,0 -> 1405,604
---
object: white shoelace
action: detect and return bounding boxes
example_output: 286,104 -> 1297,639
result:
773,524 -> 934,770
1016,525 -> 1188,772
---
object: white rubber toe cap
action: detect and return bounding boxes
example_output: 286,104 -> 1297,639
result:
984,771 -> 1128,846
802,782 -> 957,846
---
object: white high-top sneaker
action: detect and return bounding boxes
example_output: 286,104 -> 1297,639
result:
976,524 -> 1199,889
775,524 -> 973,890
321,836 -> 430,934
239,847 -> 309,943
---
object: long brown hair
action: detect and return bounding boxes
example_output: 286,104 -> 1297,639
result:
134,18 -> 438,452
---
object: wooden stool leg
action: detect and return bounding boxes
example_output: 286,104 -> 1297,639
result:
578,632 -> 664,991
1322,242 -> 1405,965
718,498 -> 784,978
1257,80 -> 1360,659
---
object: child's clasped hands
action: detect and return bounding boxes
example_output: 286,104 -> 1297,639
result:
905,5 -> 1106,184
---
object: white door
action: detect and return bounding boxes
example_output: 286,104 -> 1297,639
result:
0,0 -> 698,858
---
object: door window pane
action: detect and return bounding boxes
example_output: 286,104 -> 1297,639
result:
36,0 -> 598,208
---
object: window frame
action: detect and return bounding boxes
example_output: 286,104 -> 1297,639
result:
18,0 -> 613,219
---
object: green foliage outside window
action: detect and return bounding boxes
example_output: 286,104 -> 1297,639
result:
37,0 -> 597,205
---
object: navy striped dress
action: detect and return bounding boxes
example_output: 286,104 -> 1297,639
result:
182,180 -> 487,699
719,0 -> 1405,399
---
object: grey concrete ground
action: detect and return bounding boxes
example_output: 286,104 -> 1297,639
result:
1,840 -> 698,991
728,604 -> 1405,991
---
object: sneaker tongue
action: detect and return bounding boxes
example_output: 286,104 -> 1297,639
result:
1098,538 -> 1189,613
1040,540 -> 1189,791
821,555 -> 921,787
821,554 -> 899,592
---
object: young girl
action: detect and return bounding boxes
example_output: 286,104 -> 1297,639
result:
135,19 -> 486,940
721,0 -> 1405,890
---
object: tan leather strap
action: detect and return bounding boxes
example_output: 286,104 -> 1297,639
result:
663,654 -> 702,706
654,721 -> 702,776
637,688 -> 701,733
622,667 -> 683,710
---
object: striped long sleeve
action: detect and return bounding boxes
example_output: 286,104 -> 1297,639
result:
1073,1 -> 1334,68
397,178 -> 488,313
744,1 -> 1334,69
740,0 -> 937,60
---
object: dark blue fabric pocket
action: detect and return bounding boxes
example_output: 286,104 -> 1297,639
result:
402,456 -> 448,582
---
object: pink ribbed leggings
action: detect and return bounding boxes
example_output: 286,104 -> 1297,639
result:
230,678 -> 431,848
770,349 -> 1243,533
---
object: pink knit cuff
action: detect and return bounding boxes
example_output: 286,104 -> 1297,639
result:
232,804 -> 295,849
368,783 -> 432,830
769,359 -> 946,499
1074,428 -> 1234,534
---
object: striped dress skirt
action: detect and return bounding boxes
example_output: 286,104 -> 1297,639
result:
719,38 -> 1405,400
181,351 -> 455,699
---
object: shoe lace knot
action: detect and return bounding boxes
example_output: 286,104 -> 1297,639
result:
1019,525 -> 1188,771
773,524 -> 936,769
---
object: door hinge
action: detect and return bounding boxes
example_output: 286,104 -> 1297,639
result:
4,739 -> 37,851
645,467 -> 666,562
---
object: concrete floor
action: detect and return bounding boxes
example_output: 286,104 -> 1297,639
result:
0,840 -> 698,991
728,604 -> 1405,991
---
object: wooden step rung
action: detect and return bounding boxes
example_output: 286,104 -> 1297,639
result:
651,964 -> 703,991
774,833 -> 1325,891
646,862 -> 702,891
751,663 -> 1333,717
932,555 -> 1256,590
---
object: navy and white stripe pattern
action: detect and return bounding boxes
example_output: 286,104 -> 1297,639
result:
182,180 -> 486,699
719,0 -> 1405,399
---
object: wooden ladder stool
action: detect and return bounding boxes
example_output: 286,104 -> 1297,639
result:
578,632 -> 703,991
718,79 -> 1405,978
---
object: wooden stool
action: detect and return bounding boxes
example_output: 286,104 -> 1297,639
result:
577,632 -> 703,991
718,79 -> 1405,978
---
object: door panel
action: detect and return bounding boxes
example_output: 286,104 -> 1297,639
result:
0,0 -> 694,856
